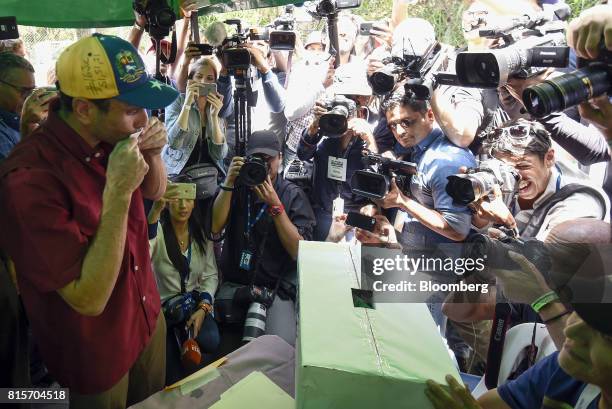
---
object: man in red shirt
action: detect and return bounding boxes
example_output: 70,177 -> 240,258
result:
0,34 -> 178,408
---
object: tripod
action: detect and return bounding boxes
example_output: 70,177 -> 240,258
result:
233,70 -> 254,157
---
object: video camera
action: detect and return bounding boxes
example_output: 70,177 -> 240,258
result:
318,95 -> 357,137
445,159 -> 520,206
523,44 -> 612,118
455,9 -> 570,88
269,5 -> 297,51
350,150 -> 417,200
369,41 -> 457,98
133,0 -> 176,40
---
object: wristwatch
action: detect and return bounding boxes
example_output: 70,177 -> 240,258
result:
268,204 -> 285,217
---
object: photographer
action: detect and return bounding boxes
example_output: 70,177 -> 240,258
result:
427,218 -> 612,409
296,79 -> 378,241
211,130 -> 315,349
163,56 -> 228,175
472,119 -> 608,241
378,87 -> 476,246
148,182 -> 219,385
0,34 -> 179,408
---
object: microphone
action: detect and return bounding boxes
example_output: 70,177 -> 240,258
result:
181,326 -> 202,370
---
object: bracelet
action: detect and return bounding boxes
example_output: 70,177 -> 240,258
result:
133,21 -> 145,31
219,184 -> 235,192
543,310 -> 571,325
531,291 -> 560,313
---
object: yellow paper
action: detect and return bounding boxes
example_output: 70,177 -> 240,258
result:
165,356 -> 228,391
210,371 -> 293,409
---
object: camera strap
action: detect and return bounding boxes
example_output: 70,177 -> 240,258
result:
484,302 -> 512,389
162,218 -> 191,294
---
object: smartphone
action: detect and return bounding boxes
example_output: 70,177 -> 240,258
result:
197,83 -> 217,97
167,183 -> 197,200
359,22 -> 374,36
345,211 -> 377,232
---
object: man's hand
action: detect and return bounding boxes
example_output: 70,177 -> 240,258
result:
224,156 -> 245,188
376,178 -> 407,209
355,214 -> 399,246
347,117 -> 375,147
567,5 -> 612,60
184,42 -> 205,63
578,94 -> 612,142
491,250 -> 553,305
253,176 -> 282,206
133,8 -> 147,28
326,214 -> 354,243
469,184 -> 517,230
107,136 -> 150,195
370,22 -> 393,48
20,88 -> 57,137
308,100 -> 329,136
138,117 -> 168,156
425,375 -> 482,409
367,56 -> 384,77
245,43 -> 270,74
186,309 -> 206,338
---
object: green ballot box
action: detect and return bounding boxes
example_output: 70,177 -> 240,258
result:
296,241 -> 460,409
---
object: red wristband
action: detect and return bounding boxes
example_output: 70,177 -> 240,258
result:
268,204 -> 285,217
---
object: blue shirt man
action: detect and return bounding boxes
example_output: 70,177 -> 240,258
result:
379,90 -> 476,247
0,109 -> 20,161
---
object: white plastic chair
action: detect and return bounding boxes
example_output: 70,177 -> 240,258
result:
471,323 -> 557,398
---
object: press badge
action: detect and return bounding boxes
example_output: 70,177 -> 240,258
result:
332,196 -> 344,218
239,250 -> 253,271
327,156 -> 347,182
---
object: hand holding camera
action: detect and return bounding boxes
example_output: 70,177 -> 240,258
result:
184,42 -> 206,62
107,136 -> 150,196
244,42 -> 270,74
253,176 -> 282,207
20,87 -> 57,137
347,117 -> 375,146
468,183 -> 518,230
223,156 -> 246,189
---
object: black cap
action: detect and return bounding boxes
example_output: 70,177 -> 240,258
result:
246,130 -> 281,157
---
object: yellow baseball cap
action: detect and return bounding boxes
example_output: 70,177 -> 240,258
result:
56,33 -> 178,110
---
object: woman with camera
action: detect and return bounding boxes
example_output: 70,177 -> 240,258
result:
163,53 -> 228,177
148,181 -> 220,385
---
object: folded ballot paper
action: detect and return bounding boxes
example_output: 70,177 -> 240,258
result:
210,371 -> 294,409
296,241 -> 459,409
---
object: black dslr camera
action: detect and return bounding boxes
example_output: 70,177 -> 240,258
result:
446,159 -> 520,206
238,155 -> 270,187
233,285 -> 275,342
133,0 -> 176,40
350,150 -> 417,200
310,0 -> 361,17
523,44 -> 612,118
463,231 -> 551,280
319,96 -> 357,137
455,7 -> 570,88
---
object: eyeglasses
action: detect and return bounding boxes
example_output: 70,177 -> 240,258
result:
489,124 -> 532,140
387,118 -> 417,131
0,78 -> 35,97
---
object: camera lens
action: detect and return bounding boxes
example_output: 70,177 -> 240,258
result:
319,113 -> 348,136
523,65 -> 611,118
445,176 -> 477,206
369,69 -> 397,95
457,52 -> 501,88
242,302 -> 267,342
239,156 -> 268,186
350,171 -> 390,200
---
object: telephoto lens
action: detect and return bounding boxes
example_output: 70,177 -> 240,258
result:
446,171 -> 501,206
242,302 -> 268,342
523,64 -> 612,118
369,66 -> 400,95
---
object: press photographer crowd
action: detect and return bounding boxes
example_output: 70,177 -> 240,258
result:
2,0 -> 612,407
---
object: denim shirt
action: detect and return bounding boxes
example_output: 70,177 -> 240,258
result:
162,93 -> 228,175
0,109 -> 21,162
399,128 -> 476,248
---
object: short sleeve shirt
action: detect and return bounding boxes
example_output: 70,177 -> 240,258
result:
498,352 -> 600,409
0,101 -> 161,394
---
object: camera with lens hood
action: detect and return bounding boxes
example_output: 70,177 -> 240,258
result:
133,0 -> 176,40
318,96 -> 357,137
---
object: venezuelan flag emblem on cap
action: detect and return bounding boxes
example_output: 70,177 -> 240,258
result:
56,33 -> 178,110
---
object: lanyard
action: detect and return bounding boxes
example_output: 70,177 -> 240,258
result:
575,384 -> 600,409
246,192 -> 268,239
